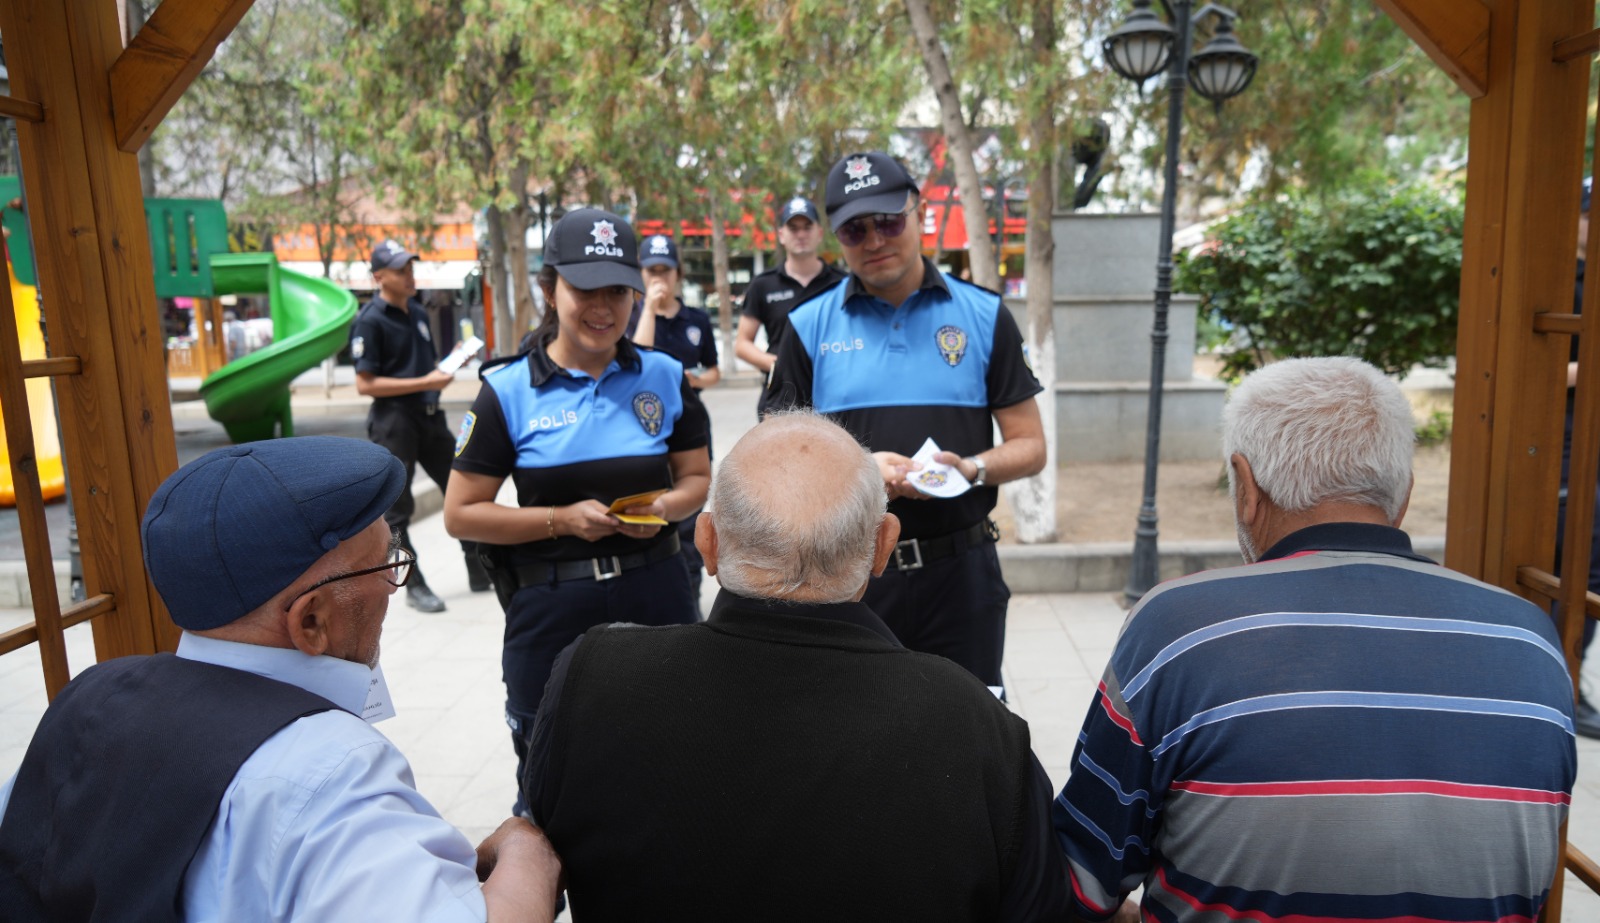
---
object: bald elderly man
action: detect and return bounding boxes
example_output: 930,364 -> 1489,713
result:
0,437 -> 559,922
521,411 -> 1069,923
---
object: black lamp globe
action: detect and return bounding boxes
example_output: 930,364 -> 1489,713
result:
1102,0 -> 1175,83
1188,16 -> 1258,102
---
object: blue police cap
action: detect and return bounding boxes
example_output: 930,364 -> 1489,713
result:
640,234 -> 680,270
141,437 -> 406,631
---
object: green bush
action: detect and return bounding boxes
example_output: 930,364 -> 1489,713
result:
1176,176 -> 1463,378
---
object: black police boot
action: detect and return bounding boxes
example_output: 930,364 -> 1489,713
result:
465,553 -> 492,593
407,580 -> 447,613
1577,692 -> 1600,741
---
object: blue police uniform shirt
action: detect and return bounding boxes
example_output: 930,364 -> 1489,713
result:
626,298 -> 719,386
452,332 -> 709,566
350,295 -> 441,408
767,257 -> 1041,538
0,633 -> 488,922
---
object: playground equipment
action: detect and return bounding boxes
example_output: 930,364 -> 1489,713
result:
1,191 -> 357,462
0,262 -> 64,506
199,253 -> 356,442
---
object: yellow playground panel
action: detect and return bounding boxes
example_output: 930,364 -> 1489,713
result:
0,261 -> 65,506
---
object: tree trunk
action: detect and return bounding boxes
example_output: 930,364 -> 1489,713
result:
902,0 -> 999,291
709,191 -> 734,376
485,204 -> 515,357
1004,0 -> 1059,544
506,163 -> 537,342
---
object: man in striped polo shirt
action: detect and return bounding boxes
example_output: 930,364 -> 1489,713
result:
1053,357 -> 1578,923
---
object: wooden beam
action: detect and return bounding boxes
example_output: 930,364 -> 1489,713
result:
21,357 -> 83,379
1552,27 -> 1600,63
0,258 -> 71,697
1375,0 -> 1491,98
109,0 -> 256,153
0,0 -> 186,668
0,95 -> 45,123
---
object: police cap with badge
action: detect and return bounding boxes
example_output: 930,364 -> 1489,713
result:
824,152 -> 920,227
639,234 -> 681,271
545,208 -> 645,293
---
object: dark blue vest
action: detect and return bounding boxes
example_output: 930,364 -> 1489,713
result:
0,653 -> 340,922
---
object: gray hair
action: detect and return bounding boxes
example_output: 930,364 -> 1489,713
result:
1222,356 -> 1414,521
712,412 -> 885,602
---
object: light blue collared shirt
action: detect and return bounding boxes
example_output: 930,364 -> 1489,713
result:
0,634 -> 487,922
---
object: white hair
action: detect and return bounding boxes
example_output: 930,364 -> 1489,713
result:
712,412 -> 885,602
1222,356 -> 1414,521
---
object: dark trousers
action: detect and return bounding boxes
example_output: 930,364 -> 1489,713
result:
504,552 -> 697,813
863,539 -> 1009,690
367,400 -> 475,584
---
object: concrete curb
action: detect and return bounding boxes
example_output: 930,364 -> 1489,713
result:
1,475 -> 1448,608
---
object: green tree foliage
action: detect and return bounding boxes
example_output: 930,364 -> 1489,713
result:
156,0 -> 366,271
1174,175 -> 1462,378
1091,0 -> 1466,209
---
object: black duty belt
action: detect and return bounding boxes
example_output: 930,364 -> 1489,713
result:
512,532 -> 681,586
887,520 -> 999,571
374,399 -> 441,416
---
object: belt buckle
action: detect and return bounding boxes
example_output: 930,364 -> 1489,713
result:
893,538 -> 924,571
592,556 -> 623,581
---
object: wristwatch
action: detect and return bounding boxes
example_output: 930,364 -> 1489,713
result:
965,455 -> 987,486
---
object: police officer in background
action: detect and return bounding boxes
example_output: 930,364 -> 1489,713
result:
351,240 -> 487,613
736,197 -> 846,418
629,233 -> 719,613
767,152 -> 1046,696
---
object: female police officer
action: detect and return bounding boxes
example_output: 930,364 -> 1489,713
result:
444,208 -> 710,811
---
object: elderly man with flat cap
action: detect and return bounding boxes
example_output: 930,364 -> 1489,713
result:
0,436 -> 560,922
522,412 -> 1069,922
767,152 -> 1047,697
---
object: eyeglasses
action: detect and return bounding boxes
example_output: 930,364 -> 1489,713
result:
835,203 -> 916,248
284,542 -> 414,612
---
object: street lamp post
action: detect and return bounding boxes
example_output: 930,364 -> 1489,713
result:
1104,0 -> 1256,605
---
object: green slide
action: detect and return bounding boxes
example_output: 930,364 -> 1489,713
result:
199,252 -> 358,443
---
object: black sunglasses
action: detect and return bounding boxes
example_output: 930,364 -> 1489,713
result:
284,543 -> 414,612
835,203 -> 915,248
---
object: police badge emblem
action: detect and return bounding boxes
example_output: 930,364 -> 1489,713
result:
417,320 -> 431,341
633,392 -> 664,435
687,327 -> 702,347
935,325 -> 968,367
454,411 -> 476,457
351,335 -> 365,359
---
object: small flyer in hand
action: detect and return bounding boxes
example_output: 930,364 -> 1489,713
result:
437,335 -> 485,375
908,437 -> 971,498
608,488 -> 670,525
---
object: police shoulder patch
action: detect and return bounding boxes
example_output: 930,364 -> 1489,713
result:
454,411 -> 476,457
351,335 -> 365,359
935,325 -> 968,367
633,392 -> 664,436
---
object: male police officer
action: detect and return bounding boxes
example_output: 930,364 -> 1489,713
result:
736,197 -> 845,418
351,240 -> 486,612
767,152 -> 1046,695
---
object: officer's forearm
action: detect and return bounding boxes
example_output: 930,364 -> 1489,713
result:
355,372 -> 445,398
966,434 -> 1047,487
661,473 -> 710,524
734,337 -> 774,372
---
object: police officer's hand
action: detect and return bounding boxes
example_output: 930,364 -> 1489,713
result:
873,451 -> 928,501
421,368 -> 455,390
560,500 -> 622,542
645,276 -> 674,315
614,497 -> 668,540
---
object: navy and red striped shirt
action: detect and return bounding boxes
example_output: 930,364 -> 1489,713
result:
1053,522 -> 1577,923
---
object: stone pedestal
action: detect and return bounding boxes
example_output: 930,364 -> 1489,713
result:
1039,212 -> 1225,463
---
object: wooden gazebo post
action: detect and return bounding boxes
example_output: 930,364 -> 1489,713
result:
0,0 -> 253,680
